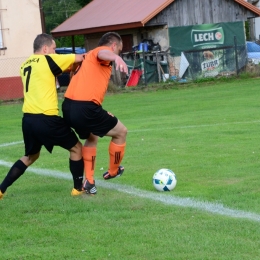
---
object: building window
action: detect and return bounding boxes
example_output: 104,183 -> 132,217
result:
0,20 -> 2,48
0,19 -> 3,49
0,14 -> 6,50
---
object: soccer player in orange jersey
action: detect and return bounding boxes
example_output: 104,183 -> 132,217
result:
62,32 -> 128,195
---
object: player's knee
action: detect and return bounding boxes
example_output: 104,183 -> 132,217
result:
70,141 -> 83,160
31,152 -> 40,162
75,141 -> 82,152
70,141 -> 81,153
116,125 -> 127,140
23,152 -> 40,166
121,125 -> 128,137
87,134 -> 98,145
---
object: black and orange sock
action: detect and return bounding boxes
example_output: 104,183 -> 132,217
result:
82,146 -> 96,184
108,141 -> 126,176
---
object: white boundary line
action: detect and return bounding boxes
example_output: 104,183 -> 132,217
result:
1,120 -> 260,148
1,120 -> 260,221
0,159 -> 260,222
0,141 -> 23,147
128,120 -> 260,133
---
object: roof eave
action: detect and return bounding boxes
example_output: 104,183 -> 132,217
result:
51,22 -> 144,38
141,0 -> 175,24
234,0 -> 260,16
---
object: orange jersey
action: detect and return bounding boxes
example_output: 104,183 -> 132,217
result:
64,46 -> 112,105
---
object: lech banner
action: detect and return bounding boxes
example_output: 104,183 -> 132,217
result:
169,21 -> 246,79
169,21 -> 245,56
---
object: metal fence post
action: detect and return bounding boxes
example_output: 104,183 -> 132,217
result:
142,48 -> 147,86
234,36 -> 239,75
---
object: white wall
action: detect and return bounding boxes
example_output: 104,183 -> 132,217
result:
247,0 -> 260,40
0,0 -> 42,77
253,18 -> 260,40
254,0 -> 260,40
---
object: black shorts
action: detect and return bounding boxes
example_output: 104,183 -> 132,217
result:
22,113 -> 79,155
62,98 -> 118,139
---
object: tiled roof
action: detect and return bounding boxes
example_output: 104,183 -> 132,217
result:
51,0 -> 260,37
51,0 -> 175,37
235,0 -> 260,15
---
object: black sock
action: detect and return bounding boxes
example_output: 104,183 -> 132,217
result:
0,160 -> 27,193
69,158 -> 84,190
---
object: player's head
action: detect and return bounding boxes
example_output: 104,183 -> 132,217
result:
98,32 -> 123,55
33,33 -> 56,54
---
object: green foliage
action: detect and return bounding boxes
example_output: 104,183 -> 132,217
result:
75,0 -> 92,7
192,76 -> 217,83
238,71 -> 257,79
42,0 -> 81,33
42,0 -> 86,47
55,35 -> 85,48
245,20 -> 250,41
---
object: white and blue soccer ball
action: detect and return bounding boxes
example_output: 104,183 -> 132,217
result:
153,168 -> 177,191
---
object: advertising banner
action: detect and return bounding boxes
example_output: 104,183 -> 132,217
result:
169,21 -> 245,56
180,45 -> 247,79
169,21 -> 247,79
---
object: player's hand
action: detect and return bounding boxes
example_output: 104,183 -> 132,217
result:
115,56 -> 128,74
70,62 -> 82,79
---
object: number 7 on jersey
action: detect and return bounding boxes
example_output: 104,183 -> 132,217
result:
23,66 -> 32,92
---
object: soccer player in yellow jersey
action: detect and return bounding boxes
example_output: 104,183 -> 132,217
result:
62,32 -> 128,195
0,33 -> 85,200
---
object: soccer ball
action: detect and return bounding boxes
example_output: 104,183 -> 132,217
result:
152,168 -> 177,192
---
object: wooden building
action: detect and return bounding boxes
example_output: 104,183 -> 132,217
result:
51,0 -> 260,85
52,0 -> 260,50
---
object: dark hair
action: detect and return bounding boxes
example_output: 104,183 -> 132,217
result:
33,33 -> 54,52
98,32 -> 122,47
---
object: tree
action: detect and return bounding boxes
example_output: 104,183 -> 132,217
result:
42,0 -> 86,47
75,0 -> 92,7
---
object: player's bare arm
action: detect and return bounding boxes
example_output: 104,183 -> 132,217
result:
75,54 -> 84,63
66,54 -> 84,79
98,50 -> 128,74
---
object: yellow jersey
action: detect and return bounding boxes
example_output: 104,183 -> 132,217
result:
20,54 -> 75,115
